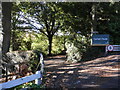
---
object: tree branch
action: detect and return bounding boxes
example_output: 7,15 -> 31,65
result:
43,19 -> 50,35
52,22 -> 60,35
19,14 -> 48,36
20,14 -> 45,29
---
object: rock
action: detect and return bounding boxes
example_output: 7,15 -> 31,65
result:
5,51 -> 34,63
2,50 -> 39,74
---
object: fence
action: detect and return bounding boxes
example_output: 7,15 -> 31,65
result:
0,71 -> 42,89
0,53 -> 44,89
1,62 -> 27,82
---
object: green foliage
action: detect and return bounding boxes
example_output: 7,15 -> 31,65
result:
11,30 -> 32,51
65,34 -> 89,63
52,35 -> 66,54
11,29 -> 66,55
92,2 -> 120,45
29,51 -> 40,72
31,33 -> 66,55
31,33 -> 48,55
82,46 -> 105,61
11,82 -> 45,89
58,2 -> 92,37
11,2 -> 120,58
13,2 -> 66,55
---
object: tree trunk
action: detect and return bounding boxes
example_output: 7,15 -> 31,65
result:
90,3 -> 97,45
0,2 -> 3,61
2,2 -> 12,54
91,3 -> 97,34
48,35 -> 53,56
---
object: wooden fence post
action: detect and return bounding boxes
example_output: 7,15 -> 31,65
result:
35,53 -> 44,85
35,71 -> 42,85
105,45 -> 108,55
40,53 -> 44,74
5,66 -> 8,82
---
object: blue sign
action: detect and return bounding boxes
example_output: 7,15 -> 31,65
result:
92,34 -> 109,45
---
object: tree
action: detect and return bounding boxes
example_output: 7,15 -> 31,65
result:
2,2 -> 12,54
13,2 -> 64,55
96,2 -> 120,44
0,2 -> 3,61
57,3 -> 93,62
61,2 -> 120,62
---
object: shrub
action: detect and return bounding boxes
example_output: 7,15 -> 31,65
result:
11,82 -> 45,89
82,46 -> 105,61
65,35 -> 88,63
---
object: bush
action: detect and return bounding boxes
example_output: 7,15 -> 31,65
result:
65,35 -> 88,63
11,82 -> 45,89
81,46 -> 105,61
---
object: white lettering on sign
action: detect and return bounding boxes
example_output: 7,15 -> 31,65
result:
94,38 -> 108,40
113,46 -> 120,51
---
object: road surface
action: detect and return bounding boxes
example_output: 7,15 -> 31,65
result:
44,55 -> 120,89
